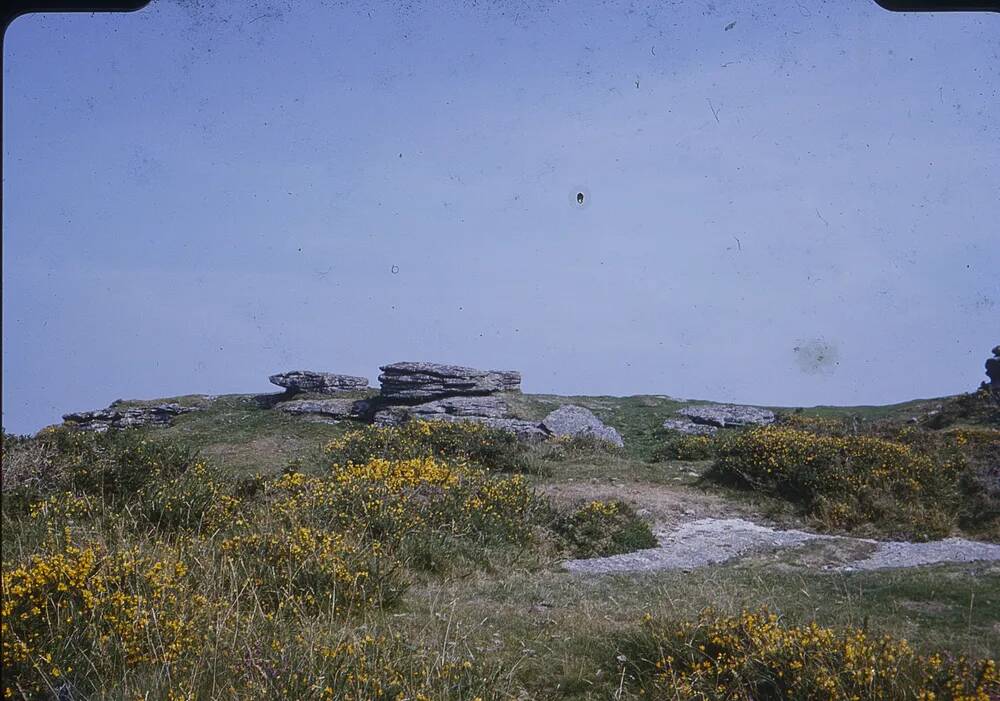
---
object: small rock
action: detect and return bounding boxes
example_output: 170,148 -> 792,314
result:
675,404 -> 775,428
540,405 -> 624,447
269,370 -> 369,394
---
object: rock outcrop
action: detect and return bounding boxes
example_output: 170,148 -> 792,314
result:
378,362 -> 520,401
540,405 -> 624,447
675,404 -> 775,428
63,404 -> 199,432
661,418 -> 718,436
373,406 -> 547,441
275,398 -> 371,421
269,371 -> 369,394
986,346 -> 1000,398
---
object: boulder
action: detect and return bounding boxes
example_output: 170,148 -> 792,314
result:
269,370 -> 369,394
661,418 -> 718,436
540,405 -> 624,447
675,404 -> 775,428
378,362 -> 520,401
62,403 -> 198,432
275,398 -> 370,420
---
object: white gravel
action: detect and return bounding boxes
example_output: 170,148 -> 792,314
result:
562,518 -> 1000,575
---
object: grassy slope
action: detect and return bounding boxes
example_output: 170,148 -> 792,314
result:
103,388 -> 999,695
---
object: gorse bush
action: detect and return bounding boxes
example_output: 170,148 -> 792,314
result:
325,419 -> 530,473
709,426 -> 962,538
653,433 -> 715,461
616,608 -> 999,701
554,500 -> 657,558
2,543 -> 203,699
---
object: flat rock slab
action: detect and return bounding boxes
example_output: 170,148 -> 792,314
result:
563,517 -> 1000,575
275,398 -> 370,419
407,395 -> 512,419
541,405 -> 624,447
675,404 -> 776,428
63,404 -> 199,432
373,405 -> 547,441
378,361 -> 521,400
269,370 -> 369,394
662,419 -> 718,436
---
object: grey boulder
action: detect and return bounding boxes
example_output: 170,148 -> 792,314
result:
378,362 -> 520,400
63,404 -> 198,432
662,419 -> 719,436
540,405 -> 624,447
276,398 -> 370,420
675,404 -> 775,428
269,370 -> 369,394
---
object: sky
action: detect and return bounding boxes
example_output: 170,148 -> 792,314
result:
2,0 -> 999,434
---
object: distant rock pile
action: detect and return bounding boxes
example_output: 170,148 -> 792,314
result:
377,362 -> 521,401
63,403 -> 199,432
269,371 -> 369,394
662,404 -> 776,435
985,346 -> 1000,399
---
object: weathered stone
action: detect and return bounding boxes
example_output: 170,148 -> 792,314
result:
275,398 -> 370,420
372,404 -> 547,441
269,370 -> 369,394
406,395 -> 511,420
62,404 -> 198,432
540,405 -> 624,447
661,419 -> 719,436
378,362 -> 520,401
675,404 -> 775,428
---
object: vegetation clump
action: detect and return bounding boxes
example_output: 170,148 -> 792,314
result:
653,433 -> 715,461
616,608 -> 999,700
325,419 -> 531,473
554,499 -> 657,558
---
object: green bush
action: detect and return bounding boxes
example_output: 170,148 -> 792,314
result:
708,426 -> 962,538
325,419 -> 531,473
554,499 -> 657,558
653,433 -> 715,461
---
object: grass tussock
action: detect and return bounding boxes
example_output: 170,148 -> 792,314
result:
553,499 -> 657,558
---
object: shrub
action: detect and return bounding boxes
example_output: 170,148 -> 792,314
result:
266,457 -> 538,547
530,434 -> 625,462
220,526 -> 402,615
615,608 -> 999,700
708,426 -> 962,538
653,433 -> 715,461
325,420 -> 530,473
2,543 -> 203,699
554,500 -> 657,558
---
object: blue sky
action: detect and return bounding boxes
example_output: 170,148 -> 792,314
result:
3,0 -> 998,433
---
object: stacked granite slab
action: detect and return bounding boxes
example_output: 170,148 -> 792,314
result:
63,403 -> 200,432
268,370 -> 372,422
372,362 -> 623,445
377,362 -> 521,401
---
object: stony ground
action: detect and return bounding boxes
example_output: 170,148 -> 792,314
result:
563,515 -> 1000,575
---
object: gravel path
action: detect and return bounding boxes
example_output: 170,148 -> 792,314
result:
563,517 -> 1000,575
